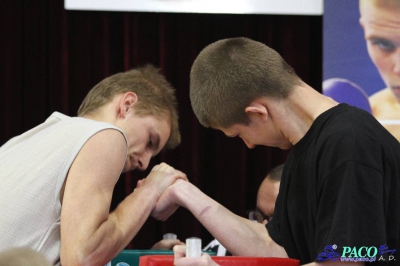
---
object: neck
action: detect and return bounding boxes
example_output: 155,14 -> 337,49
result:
81,104 -> 118,126
269,83 -> 338,145
81,95 -> 123,126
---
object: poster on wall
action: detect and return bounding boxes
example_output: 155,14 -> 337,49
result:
323,0 -> 400,142
64,0 -> 323,15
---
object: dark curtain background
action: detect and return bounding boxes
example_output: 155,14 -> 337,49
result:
0,0 -> 322,249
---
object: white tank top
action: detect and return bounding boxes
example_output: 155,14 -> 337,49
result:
0,112 -> 127,265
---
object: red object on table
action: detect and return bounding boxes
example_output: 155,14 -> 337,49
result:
140,255 -> 300,266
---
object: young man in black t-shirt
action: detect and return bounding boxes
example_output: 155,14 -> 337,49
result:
150,37 -> 400,266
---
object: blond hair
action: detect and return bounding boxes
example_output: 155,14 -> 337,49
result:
78,65 -> 180,149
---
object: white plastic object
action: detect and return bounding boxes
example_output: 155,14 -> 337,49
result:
163,233 -> 177,240
186,237 -> 202,258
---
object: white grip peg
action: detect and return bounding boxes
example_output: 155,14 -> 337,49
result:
186,237 -> 202,258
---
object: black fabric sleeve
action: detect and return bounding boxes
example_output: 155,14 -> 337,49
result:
266,218 -> 283,246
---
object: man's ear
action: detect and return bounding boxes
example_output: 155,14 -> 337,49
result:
119,92 -> 138,118
359,17 -> 365,30
245,102 -> 268,122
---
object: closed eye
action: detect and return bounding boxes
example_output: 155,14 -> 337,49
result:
148,133 -> 160,152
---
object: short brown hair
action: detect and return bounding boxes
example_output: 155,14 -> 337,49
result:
190,37 -> 302,128
266,164 -> 284,182
78,65 -> 180,149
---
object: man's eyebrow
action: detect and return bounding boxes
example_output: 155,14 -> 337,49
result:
369,36 -> 390,41
367,35 -> 394,44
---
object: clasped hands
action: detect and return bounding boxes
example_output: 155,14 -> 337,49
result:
135,162 -> 189,221
138,163 -> 220,266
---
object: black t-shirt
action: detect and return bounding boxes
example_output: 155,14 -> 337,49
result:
267,104 -> 400,264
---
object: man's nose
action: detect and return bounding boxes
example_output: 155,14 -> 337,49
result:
138,152 -> 152,171
393,48 -> 400,75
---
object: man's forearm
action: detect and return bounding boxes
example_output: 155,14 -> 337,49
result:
61,185 -> 159,266
173,181 -> 287,257
105,185 -> 159,252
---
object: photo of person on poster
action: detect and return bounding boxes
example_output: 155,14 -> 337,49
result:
323,0 -> 400,142
359,0 -> 400,141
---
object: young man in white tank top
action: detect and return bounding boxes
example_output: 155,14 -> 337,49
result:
0,64 -> 187,265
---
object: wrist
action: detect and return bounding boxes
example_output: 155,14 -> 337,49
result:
134,183 -> 160,208
173,180 -> 198,208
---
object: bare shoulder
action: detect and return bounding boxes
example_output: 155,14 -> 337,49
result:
369,88 -> 391,105
369,88 -> 396,116
88,128 -> 126,149
60,129 -> 127,204
81,129 -> 126,160
68,129 -> 127,188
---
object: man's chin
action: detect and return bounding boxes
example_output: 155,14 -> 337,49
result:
276,142 -> 293,150
121,168 -> 128,174
390,87 -> 400,103
122,165 -> 134,173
